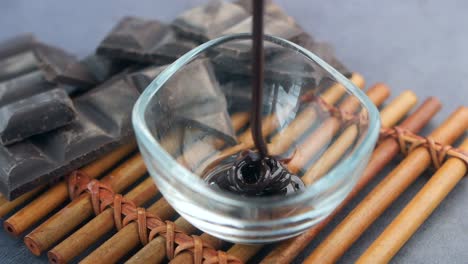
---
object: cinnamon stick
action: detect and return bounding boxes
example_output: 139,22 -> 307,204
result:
80,198 -> 176,264
259,97 -> 439,264
47,114 -> 250,263
0,185 -> 45,218
286,83 -> 389,173
267,73 -> 368,155
378,90 -> 420,129
302,90 -> 417,185
228,92 -> 424,263
227,244 -> 265,264
3,142 -> 136,236
356,138 -> 468,264
24,153 -> 147,256
48,177 -> 158,264
130,83 -> 389,264
303,124 -> 359,184
304,107 -> 468,264
321,73 -> 365,104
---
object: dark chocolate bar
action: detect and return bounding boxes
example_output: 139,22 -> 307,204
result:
63,53 -> 132,96
0,33 -> 37,60
151,59 -> 236,146
218,11 -> 303,60
235,0 -> 301,28
233,0 -> 264,14
0,74 -> 138,199
127,64 -> 168,92
222,12 -> 302,40
177,104 -> 235,146
97,17 -> 197,63
0,35 -> 96,87
0,70 -> 53,106
213,1 -> 348,81
81,54 -> 129,83
34,44 -> 97,87
0,50 -> 38,82
172,0 -> 249,42
0,88 -> 76,145
218,0 -> 347,75
234,36 -> 348,78
219,76 -> 308,117
212,45 -> 318,88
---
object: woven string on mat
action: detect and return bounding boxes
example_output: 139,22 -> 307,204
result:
67,171 -> 242,264
310,93 -> 468,169
302,92 -> 369,128
379,126 -> 468,168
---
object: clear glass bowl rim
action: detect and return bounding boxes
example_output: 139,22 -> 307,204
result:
132,33 -> 381,208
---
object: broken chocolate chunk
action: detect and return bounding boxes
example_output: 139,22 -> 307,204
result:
178,108 -> 236,146
80,54 -> 128,83
97,17 -> 196,63
34,44 -> 96,87
0,88 -> 76,145
222,13 -> 302,41
127,64 -> 168,92
217,2 -> 303,60
172,0 -> 249,42
213,36 -> 347,88
97,16 -> 171,59
154,59 -> 236,145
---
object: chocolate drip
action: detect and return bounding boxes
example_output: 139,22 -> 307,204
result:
206,150 -> 304,196
251,0 -> 268,157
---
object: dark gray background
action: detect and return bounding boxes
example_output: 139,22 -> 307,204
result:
0,0 -> 467,263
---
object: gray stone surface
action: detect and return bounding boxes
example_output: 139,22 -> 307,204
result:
0,0 -> 466,263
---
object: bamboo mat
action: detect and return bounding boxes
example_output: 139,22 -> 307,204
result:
0,76 -> 467,264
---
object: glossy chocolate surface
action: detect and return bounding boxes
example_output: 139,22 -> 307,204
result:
206,150 -> 304,196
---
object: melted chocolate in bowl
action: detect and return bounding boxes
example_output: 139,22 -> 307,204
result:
205,150 -> 305,197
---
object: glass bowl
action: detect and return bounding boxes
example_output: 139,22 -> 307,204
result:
132,33 -> 380,243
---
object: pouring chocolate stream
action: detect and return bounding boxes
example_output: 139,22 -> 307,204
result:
206,0 -> 304,196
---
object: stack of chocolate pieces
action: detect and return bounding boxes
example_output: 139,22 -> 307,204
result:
0,35 -> 92,146
0,0 -> 348,200
0,34 -> 141,199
